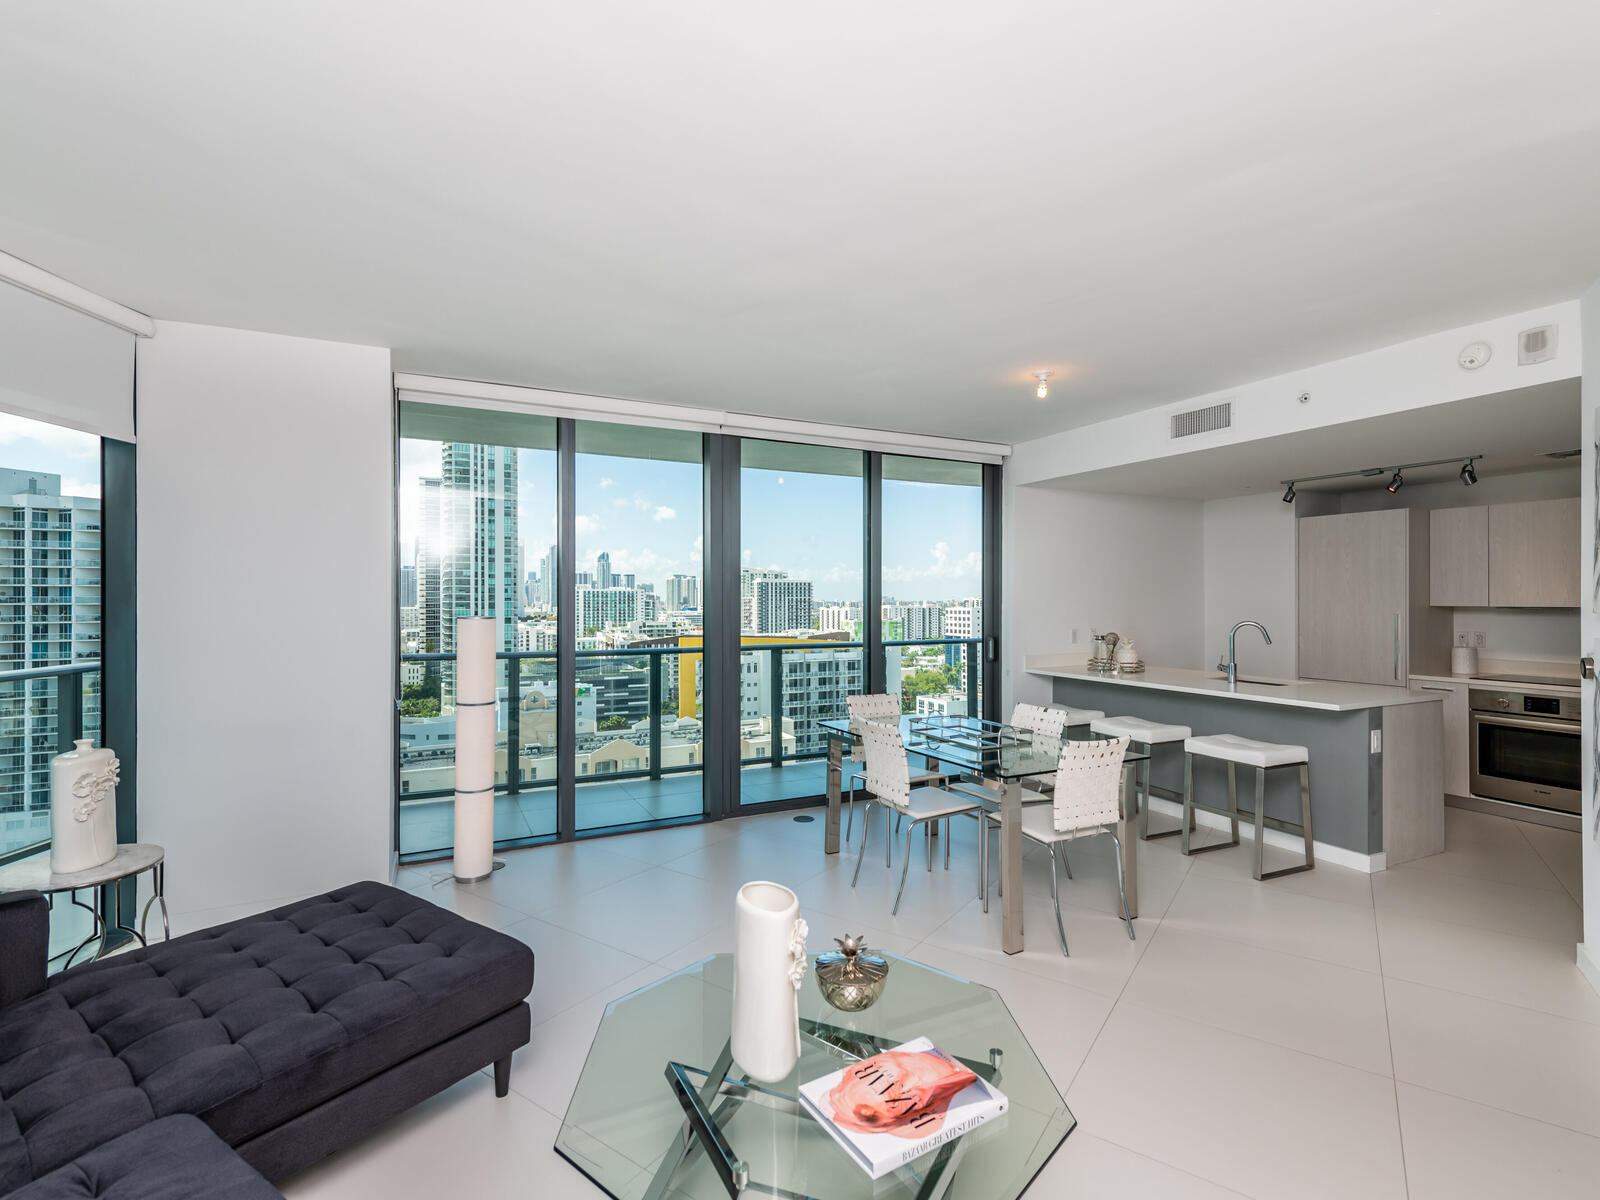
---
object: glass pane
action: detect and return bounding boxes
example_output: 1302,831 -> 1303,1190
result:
881,454 -> 983,716
0,413 -> 101,864
398,402 -> 558,856
738,441 -> 864,806
574,420 -> 704,831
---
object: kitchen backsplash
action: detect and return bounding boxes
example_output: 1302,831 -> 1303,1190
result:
1450,607 -> 1578,657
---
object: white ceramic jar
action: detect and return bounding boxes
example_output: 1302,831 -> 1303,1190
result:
50,739 -> 119,874
730,881 -> 808,1083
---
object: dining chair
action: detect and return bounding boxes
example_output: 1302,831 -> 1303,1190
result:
981,734 -> 1135,955
842,692 -> 944,839
852,720 -> 987,916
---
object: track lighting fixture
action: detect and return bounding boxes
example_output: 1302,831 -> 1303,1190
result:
1034,371 -> 1052,400
1278,453 -> 1484,500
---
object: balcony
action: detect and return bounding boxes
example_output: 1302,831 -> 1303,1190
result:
396,638 -> 980,858
0,660 -> 102,864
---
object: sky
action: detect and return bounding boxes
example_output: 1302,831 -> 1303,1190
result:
399,440 -> 984,603
0,411 -> 101,497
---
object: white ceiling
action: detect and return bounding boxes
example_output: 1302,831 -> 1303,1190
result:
1040,379 -> 1581,500
3,3 -> 1600,444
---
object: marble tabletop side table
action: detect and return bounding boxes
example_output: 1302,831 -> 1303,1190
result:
0,843 -> 168,968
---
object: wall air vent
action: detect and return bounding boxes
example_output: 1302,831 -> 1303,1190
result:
1170,400 -> 1232,439
1519,324 -> 1557,365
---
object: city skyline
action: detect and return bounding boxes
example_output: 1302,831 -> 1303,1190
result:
400,439 -> 984,603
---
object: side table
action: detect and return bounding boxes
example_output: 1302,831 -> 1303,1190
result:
0,843 -> 169,968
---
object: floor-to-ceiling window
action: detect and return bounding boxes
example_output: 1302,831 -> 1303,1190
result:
880,455 -> 985,715
573,421 -> 705,831
397,402 -> 558,856
737,441 -> 866,806
394,390 -> 998,858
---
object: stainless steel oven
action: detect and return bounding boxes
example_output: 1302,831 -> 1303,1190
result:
1468,688 -> 1581,815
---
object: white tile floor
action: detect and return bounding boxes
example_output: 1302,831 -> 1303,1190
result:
281,805 -> 1599,1200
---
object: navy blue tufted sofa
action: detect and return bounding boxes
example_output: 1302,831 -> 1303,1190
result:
0,881 -> 535,1197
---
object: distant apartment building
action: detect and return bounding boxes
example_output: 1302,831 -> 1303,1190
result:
816,603 -> 861,635
666,573 -> 699,611
739,568 -> 787,631
943,601 -> 980,670
0,468 -> 100,850
736,631 -> 860,755
417,477 -> 441,652
537,544 -> 557,607
399,563 -> 418,607
752,577 -> 813,634
595,551 -> 613,589
577,586 -> 639,633
884,602 -> 944,642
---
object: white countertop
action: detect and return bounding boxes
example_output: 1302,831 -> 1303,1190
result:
1026,662 -> 1441,712
1409,672 -> 1581,697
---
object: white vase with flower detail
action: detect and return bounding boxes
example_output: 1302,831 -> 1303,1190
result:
50,739 -> 119,874
730,880 -> 808,1083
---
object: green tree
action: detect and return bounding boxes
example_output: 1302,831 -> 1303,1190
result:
597,714 -> 629,732
899,665 -> 959,713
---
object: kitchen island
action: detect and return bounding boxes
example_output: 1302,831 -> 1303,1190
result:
1025,657 -> 1445,869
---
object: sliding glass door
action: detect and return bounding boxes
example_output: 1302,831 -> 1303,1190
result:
394,398 -> 999,858
572,421 -> 706,831
737,441 -> 867,806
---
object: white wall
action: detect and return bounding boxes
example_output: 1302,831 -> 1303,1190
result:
1010,299 -> 1580,486
1002,484 -> 1205,709
137,322 -> 394,916
1201,493 -> 1299,677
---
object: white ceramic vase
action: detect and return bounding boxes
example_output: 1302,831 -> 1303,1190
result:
731,881 -> 808,1084
50,739 -> 119,875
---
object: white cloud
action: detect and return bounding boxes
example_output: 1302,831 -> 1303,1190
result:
599,477 -> 614,488
631,491 -> 652,512
652,506 -> 676,522
777,476 -> 785,484
575,514 -> 602,537
0,413 -> 99,459
690,534 -> 703,564
882,541 -> 981,586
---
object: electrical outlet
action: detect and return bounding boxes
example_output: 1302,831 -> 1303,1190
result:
1453,631 -> 1470,648
1472,631 -> 1487,649
1370,729 -> 1382,754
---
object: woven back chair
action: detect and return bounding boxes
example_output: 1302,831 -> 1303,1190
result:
861,719 -> 914,813
848,693 -> 901,722
1051,736 -> 1130,835
1009,702 -> 1043,729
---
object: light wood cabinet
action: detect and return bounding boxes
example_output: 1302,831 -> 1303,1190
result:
1410,679 -> 1469,797
1297,510 -> 1449,685
1487,498 -> 1581,607
1429,506 -> 1488,606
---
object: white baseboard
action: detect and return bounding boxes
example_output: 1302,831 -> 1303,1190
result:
1578,944 -> 1600,1000
1146,797 -> 1387,874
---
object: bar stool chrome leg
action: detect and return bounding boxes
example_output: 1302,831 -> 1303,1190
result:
1182,752 -> 1242,856
1249,763 -> 1315,881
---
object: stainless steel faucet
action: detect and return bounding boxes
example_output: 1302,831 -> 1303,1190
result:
1218,620 -> 1272,688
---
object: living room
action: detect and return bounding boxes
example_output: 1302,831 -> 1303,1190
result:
2,5 -> 1600,1199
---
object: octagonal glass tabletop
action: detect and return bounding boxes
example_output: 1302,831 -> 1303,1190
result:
555,952 -> 1073,1200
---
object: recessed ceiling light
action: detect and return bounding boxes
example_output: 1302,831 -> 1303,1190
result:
1034,371 -> 1052,400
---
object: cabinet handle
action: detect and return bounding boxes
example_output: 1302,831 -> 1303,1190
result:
1416,685 -> 1451,692
1393,614 -> 1400,681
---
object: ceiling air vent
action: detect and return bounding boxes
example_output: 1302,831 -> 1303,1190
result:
1170,401 -> 1232,439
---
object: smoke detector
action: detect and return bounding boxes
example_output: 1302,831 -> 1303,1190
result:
1457,341 -> 1492,370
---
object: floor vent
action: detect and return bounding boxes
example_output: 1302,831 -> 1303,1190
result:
1170,401 -> 1232,439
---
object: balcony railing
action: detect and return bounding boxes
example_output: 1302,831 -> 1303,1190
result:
397,637 -> 982,807
0,660 -> 102,866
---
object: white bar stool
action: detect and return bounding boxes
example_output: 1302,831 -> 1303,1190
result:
1182,734 -> 1314,880
1089,715 -> 1193,840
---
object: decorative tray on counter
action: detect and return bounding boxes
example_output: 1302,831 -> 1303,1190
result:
1085,657 -> 1145,674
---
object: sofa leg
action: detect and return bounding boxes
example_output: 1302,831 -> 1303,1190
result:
493,1055 -> 512,1098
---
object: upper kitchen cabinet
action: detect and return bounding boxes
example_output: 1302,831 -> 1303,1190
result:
1487,497 -> 1581,607
1298,509 -> 1450,685
1429,505 -> 1489,606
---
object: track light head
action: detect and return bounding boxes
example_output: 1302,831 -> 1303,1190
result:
1281,482 -> 1296,504
1387,470 -> 1404,494
1460,459 -> 1478,486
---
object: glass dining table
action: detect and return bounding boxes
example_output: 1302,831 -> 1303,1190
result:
815,714 -> 1150,955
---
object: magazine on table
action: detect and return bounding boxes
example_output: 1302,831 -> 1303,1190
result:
797,1037 -> 1007,1179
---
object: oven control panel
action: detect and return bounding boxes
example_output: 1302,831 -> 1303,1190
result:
1467,689 -> 1581,721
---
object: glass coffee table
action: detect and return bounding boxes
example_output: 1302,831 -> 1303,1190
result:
556,953 -> 1073,1199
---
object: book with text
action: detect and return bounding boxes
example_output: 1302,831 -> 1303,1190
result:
797,1037 -> 1007,1179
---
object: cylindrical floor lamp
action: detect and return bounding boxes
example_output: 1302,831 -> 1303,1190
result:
453,616 -> 498,883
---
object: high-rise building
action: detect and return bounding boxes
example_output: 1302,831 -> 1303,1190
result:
537,544 -> 557,608
753,578 -> 814,634
399,564 -> 418,607
417,477 -> 441,652
0,469 -> 101,843
735,633 -> 862,755
816,602 -> 860,634
438,444 -> 518,707
666,573 -> 700,611
739,568 -> 786,631
595,551 -> 613,589
619,572 -> 635,591
943,602 -> 980,673
577,586 -> 638,632
884,602 -> 944,641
